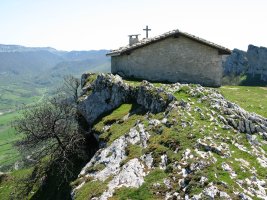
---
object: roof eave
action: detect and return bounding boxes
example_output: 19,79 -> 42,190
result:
106,52 -> 121,57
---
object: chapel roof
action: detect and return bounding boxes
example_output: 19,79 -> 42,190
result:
106,29 -> 231,56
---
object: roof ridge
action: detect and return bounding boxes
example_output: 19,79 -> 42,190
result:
107,29 -> 231,56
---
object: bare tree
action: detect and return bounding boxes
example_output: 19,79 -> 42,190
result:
12,75 -> 89,197
59,75 -> 81,103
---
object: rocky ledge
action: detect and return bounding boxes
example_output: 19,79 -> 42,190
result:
72,73 -> 267,200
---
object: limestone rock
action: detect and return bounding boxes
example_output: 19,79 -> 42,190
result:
99,158 -> 146,200
203,185 -> 219,198
136,80 -> 174,113
247,45 -> 267,81
79,73 -> 131,125
78,73 -> 175,125
223,44 -> 267,82
223,48 -> 248,76
73,74 -> 267,200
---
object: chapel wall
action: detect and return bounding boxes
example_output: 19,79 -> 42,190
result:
111,36 -> 223,87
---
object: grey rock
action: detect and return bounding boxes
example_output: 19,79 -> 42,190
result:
141,153 -> 153,169
149,119 -> 161,126
220,191 -> 231,199
159,154 -> 168,170
246,134 -> 259,146
223,49 -> 248,76
199,176 -> 208,186
239,193 -> 253,200
197,138 -> 231,157
203,185 -> 219,198
191,194 -> 202,200
99,158 -> 146,200
78,73 -> 175,125
223,45 -> 267,82
136,81 -> 175,113
163,178 -> 171,189
247,45 -> 267,81
79,73 -> 131,125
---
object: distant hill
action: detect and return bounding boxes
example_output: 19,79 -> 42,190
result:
0,44 -> 110,86
0,44 -> 110,112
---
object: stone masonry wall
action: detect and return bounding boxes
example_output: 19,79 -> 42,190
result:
111,36 -> 224,87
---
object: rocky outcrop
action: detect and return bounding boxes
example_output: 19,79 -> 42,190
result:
247,45 -> 267,81
78,73 -> 174,125
73,75 -> 267,200
223,49 -> 248,76
223,44 -> 267,82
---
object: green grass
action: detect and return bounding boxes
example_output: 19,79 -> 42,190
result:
0,78 -> 46,112
74,180 -> 108,200
0,167 -> 33,200
0,112 -> 22,170
72,81 -> 267,198
0,80 -> 47,171
94,104 -> 145,145
220,86 -> 267,118
120,144 -> 143,166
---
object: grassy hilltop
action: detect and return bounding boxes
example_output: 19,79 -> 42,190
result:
0,75 -> 267,199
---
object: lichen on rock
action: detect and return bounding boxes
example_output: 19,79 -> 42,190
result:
72,73 -> 267,200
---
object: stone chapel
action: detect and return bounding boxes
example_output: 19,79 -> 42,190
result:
107,28 -> 231,87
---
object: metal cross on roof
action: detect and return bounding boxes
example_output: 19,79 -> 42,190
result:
143,25 -> 151,38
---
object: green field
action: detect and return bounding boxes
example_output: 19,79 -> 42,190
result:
0,112 -> 21,170
0,84 -> 266,171
0,76 -> 46,112
0,80 -> 267,199
220,86 -> 267,118
0,78 -> 47,171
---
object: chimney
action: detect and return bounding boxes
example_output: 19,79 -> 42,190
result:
129,34 -> 140,46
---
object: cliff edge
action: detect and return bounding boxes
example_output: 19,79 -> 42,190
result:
72,73 -> 267,200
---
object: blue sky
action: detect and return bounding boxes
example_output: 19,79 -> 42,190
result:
0,0 -> 266,51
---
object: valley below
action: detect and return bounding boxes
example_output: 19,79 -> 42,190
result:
0,45 -> 110,172
0,44 -> 266,199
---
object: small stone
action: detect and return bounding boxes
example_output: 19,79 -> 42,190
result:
220,191 -> 230,198
203,185 -> 219,198
161,118 -> 168,124
163,178 -> 171,189
199,176 -> 208,186
246,134 -> 259,146
141,153 -> 153,169
149,119 -> 161,126
239,193 -> 253,200
159,154 -> 168,170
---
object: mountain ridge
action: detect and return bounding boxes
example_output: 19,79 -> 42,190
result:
0,44 -> 110,87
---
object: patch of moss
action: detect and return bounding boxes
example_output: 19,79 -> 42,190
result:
85,163 -> 106,173
120,144 -> 143,166
100,114 -> 144,145
94,104 -> 133,133
85,73 -> 98,85
93,103 -> 146,145
74,180 -> 108,200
